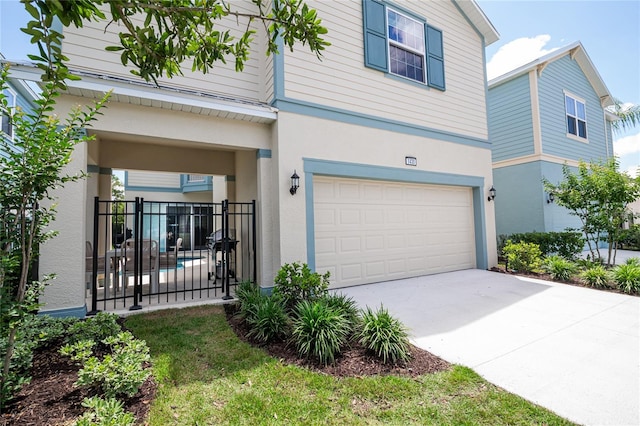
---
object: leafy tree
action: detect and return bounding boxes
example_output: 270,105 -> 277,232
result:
544,159 -> 640,266
1,0 -> 328,408
22,0 -> 330,88
0,66 -> 109,407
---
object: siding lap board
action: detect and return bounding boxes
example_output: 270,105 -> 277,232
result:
488,74 -> 534,162
538,56 -> 608,161
283,0 -> 488,140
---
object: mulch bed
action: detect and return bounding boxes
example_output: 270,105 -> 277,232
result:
489,265 -> 637,296
1,305 -> 450,425
224,304 -> 451,378
0,341 -> 156,426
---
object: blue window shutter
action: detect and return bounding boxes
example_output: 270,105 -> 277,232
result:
362,0 -> 388,72
426,25 -> 445,90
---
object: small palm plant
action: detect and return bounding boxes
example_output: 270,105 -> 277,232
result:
542,255 -> 577,282
359,305 -> 410,364
291,300 -> 350,365
580,264 -> 610,288
612,262 -> 640,294
246,295 -> 289,344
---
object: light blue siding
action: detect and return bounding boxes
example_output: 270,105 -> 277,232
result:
494,160 -> 583,238
488,74 -> 534,162
493,162 -> 545,237
540,161 -> 582,232
538,56 -> 608,161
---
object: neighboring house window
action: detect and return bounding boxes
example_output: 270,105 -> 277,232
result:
187,174 -> 205,182
565,94 -> 587,139
363,0 -> 445,90
1,88 -> 16,139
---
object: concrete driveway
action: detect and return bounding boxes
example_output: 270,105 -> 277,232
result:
341,269 -> 640,426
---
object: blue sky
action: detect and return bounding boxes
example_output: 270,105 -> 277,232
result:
1,0 -> 639,175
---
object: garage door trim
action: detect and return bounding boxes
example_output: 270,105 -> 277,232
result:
303,158 -> 488,274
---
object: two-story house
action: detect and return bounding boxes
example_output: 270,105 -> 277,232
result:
8,0 -> 499,317
488,42 -> 618,238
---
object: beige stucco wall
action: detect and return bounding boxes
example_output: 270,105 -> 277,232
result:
39,141 -> 89,315
272,111 -> 498,271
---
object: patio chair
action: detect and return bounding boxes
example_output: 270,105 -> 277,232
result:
85,241 -> 111,295
159,237 -> 183,286
122,238 -> 160,293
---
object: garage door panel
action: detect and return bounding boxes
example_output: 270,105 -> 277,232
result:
314,176 -> 476,288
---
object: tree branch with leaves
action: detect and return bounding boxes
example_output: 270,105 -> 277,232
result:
543,159 -> 640,266
22,0 -> 330,87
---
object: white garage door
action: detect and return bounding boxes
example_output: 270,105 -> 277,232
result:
314,176 -> 476,288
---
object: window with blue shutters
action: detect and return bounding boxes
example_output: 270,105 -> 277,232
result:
362,0 -> 445,90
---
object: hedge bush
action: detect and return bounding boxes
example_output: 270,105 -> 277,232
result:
502,240 -> 542,273
498,231 -> 585,259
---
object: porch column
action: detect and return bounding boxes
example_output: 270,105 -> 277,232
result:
255,149 -> 279,288
39,142 -> 88,317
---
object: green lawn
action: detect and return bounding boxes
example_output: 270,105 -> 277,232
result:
125,305 -> 574,425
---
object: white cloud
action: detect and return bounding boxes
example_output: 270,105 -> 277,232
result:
487,35 -> 560,80
614,132 -> 640,157
624,165 -> 638,178
614,132 -> 640,177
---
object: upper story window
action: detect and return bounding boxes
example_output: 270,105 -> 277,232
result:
388,9 -> 425,83
187,174 -> 205,182
363,0 -> 445,90
1,88 -> 17,139
565,93 -> 587,139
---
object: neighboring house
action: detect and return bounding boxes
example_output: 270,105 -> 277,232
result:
123,170 -> 217,251
488,42 -> 618,238
8,0 -> 500,317
1,59 -> 39,156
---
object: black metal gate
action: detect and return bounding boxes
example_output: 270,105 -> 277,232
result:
87,197 -> 255,313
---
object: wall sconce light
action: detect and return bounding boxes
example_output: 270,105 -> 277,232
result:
487,185 -> 496,202
290,170 -> 300,195
547,192 -> 555,204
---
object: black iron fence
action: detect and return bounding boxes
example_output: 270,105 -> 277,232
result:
87,197 -> 255,313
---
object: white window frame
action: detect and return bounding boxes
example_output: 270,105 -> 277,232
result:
1,87 -> 17,140
564,91 -> 588,142
386,8 -> 426,84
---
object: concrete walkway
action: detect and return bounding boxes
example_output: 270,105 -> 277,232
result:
341,269 -> 640,426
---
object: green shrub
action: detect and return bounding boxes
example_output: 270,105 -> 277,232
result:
498,231 -> 585,259
612,263 -> 640,294
618,225 -> 640,250
75,396 -> 135,426
320,293 -> 360,335
273,262 -> 330,312
502,240 -> 543,273
61,331 -> 150,398
291,300 -> 350,365
66,312 -> 121,345
580,265 -> 610,288
246,295 -> 289,344
359,305 -> 410,364
542,255 -> 578,281
624,257 -> 640,267
0,315 -> 77,407
234,281 -> 262,323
